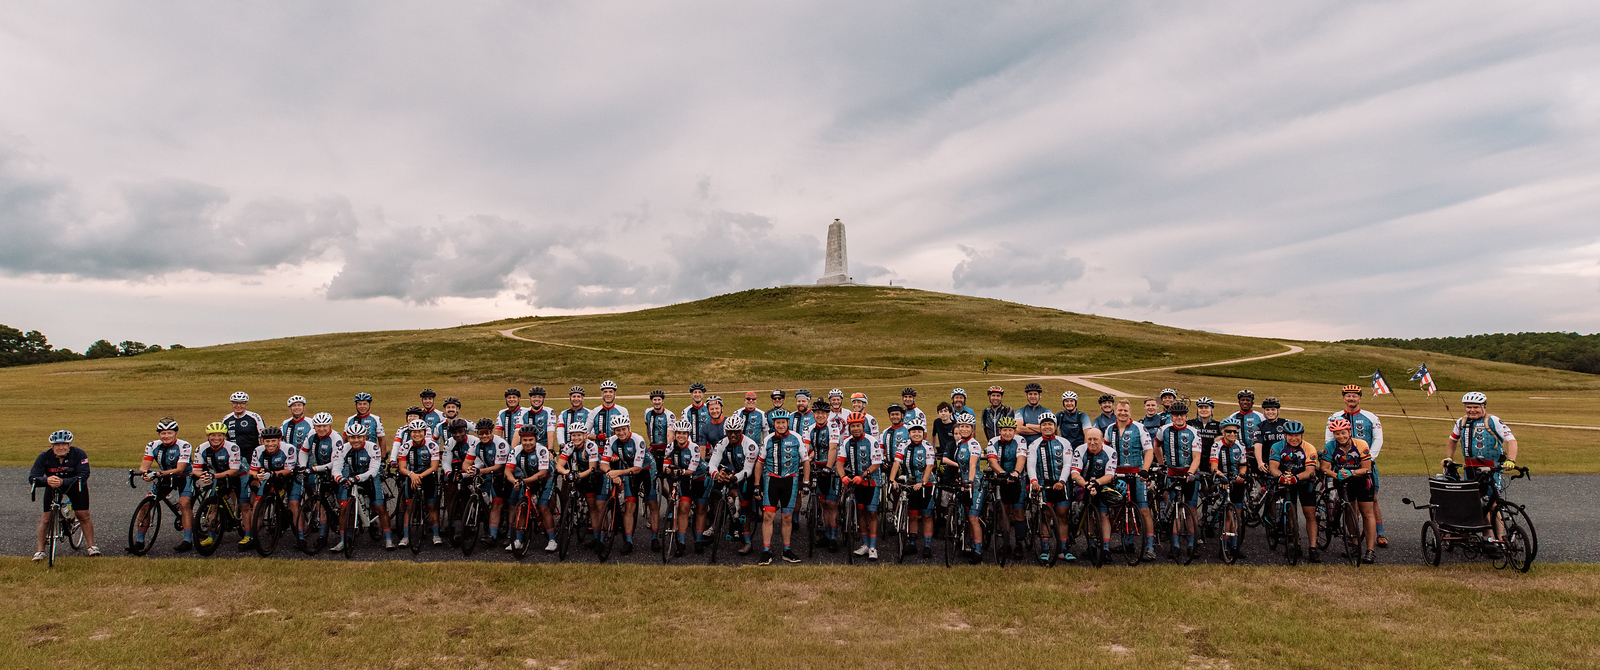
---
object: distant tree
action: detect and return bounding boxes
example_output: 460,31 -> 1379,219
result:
85,340 -> 119,359
118,341 -> 150,357
147,344 -> 163,353
0,324 -> 84,367
169,344 -> 186,350
1344,332 -> 1600,375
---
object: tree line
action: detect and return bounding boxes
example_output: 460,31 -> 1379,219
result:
1344,332 -> 1600,375
0,324 -> 183,368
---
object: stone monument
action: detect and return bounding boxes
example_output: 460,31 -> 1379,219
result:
816,219 -> 854,285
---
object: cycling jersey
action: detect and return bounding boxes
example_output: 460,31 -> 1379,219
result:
790,409 -> 819,448
605,433 -> 655,471
280,417 -> 314,451
899,405 -> 928,428
300,432 -> 343,472
1016,404 -> 1052,444
879,423 -> 910,466
1326,409 -> 1384,459
1105,423 -> 1152,473
1269,440 -> 1317,477
1092,412 -> 1117,433
521,406 -> 558,447
1138,414 -> 1168,440
1054,410 -> 1090,447
761,431 -> 808,478
825,409 -> 850,448
144,439 -> 193,470
420,408 -> 447,436
1211,439 -> 1246,476
698,416 -> 727,449
1321,438 -> 1371,472
895,439 -> 936,485
680,403 -> 712,444
708,435 -> 759,481
250,446 -> 293,474
1072,446 -> 1118,481
951,438 -> 985,484
1187,418 -> 1221,470
1227,410 -> 1266,452
465,435 -> 510,472
398,438 -> 440,473
193,441 -> 243,475
988,436 -> 1025,474
29,446 -> 91,488
441,434 -> 477,472
1027,436 -> 1073,484
588,404 -> 630,441
806,415 -> 832,467
428,415 -> 461,443
1255,418 -> 1288,456
665,440 -> 705,477
333,441 -> 382,482
838,435 -> 885,485
344,412 -> 384,447
981,405 -> 1015,444
1450,415 -> 1515,467
557,407 -> 593,446
223,410 -> 267,453
642,408 -> 676,447
497,406 -> 529,440
1155,424 -> 1201,475
560,440 -> 601,471
510,444 -> 553,480
735,407 -> 767,445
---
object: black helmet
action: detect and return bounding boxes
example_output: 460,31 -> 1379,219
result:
1098,394 -> 1115,404
529,386 -> 547,397
689,382 -> 707,392
1262,397 -> 1281,409
505,388 -> 522,398
1024,382 -> 1043,393
901,387 -> 917,397
474,418 -> 495,431
419,388 -> 437,398
444,397 -> 461,408
771,389 -> 786,398
1169,402 -> 1189,415
260,426 -> 284,440
448,418 -> 469,433
518,424 -> 538,434
1237,389 -> 1255,399
649,390 -> 665,399
886,404 -> 905,415
405,406 -> 424,418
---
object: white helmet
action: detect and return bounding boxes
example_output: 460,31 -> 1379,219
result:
600,380 -> 618,391
672,419 -> 692,432
345,423 -> 369,437
906,418 -> 927,431
955,413 -> 977,426
406,419 -> 428,431
1462,391 -> 1488,405
724,415 -> 746,432
230,392 -> 250,402
1061,391 -> 1078,400
287,395 -> 307,407
610,415 -> 631,429
311,412 -> 334,426
828,388 -> 843,398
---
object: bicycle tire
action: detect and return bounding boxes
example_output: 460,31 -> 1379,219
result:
1340,503 -> 1363,567
255,496 -> 280,557
1501,502 -> 1538,563
708,495 -> 729,565
343,495 -> 357,559
659,489 -> 674,565
1119,504 -> 1141,567
843,492 -> 858,565
597,498 -> 617,563
512,495 -> 532,560
1088,508 -> 1105,568
129,497 -> 162,556
382,473 -> 402,522
1503,519 -> 1533,573
460,494 -> 481,556
46,502 -> 60,567
557,488 -> 576,561
195,497 -> 222,556
806,493 -> 819,558
1219,506 -> 1239,565
65,505 -> 85,551
1283,501 -> 1300,566
894,500 -> 909,564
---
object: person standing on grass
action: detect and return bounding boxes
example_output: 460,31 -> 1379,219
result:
1092,394 -> 1118,433
899,388 -> 927,427
681,383 -> 711,448
837,412 -> 885,561
737,391 -> 768,446
557,387 -> 593,448
756,410 -> 809,565
524,387 -> 559,457
1107,399 -> 1157,561
1326,384 -> 1387,548
889,418 -> 938,559
1055,391 -> 1091,448
31,430 -> 98,560
1016,383 -> 1050,446
281,395 -> 314,453
981,386 -> 1014,445
1321,418 -> 1377,564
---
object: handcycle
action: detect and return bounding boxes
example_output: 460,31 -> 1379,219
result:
32,483 -> 86,568
125,469 -> 186,556
1403,463 -> 1534,572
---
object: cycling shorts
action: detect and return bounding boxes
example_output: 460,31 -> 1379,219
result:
150,476 -> 194,500
813,473 -> 840,502
1041,482 -> 1070,507
576,472 -> 603,497
762,475 -> 799,513
1000,478 -> 1025,510
851,482 -> 882,512
907,486 -> 936,514
41,482 -> 90,512
1174,479 -> 1199,507
338,478 -> 385,506
400,473 -> 440,504
1338,476 -> 1375,503
964,484 -> 987,518
1285,481 -> 1316,507
486,474 -> 512,504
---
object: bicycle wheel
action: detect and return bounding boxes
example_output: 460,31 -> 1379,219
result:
128,497 -> 162,556
1219,507 -> 1239,565
511,495 -> 532,560
1419,521 -> 1442,567
45,504 -> 60,567
382,474 -> 402,522
1502,503 -> 1538,564
1339,504 -> 1364,567
408,494 -> 426,556
1315,495 -> 1333,550
255,498 -> 281,556
894,502 -> 910,564
195,498 -> 222,556
1503,519 -> 1533,573
460,494 -> 481,557
65,506 -> 85,551
1283,504 -> 1300,566
597,499 -> 617,563
556,490 -> 574,561
343,497 -> 357,559
708,495 -> 729,565
942,508 -> 961,568
843,494 -> 859,565
1120,505 -> 1142,567
806,494 -> 820,558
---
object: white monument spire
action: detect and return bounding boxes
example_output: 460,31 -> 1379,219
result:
816,218 -> 853,285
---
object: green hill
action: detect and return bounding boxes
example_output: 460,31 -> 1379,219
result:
1343,332 -> 1600,376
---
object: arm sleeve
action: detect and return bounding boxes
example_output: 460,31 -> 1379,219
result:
1025,443 -> 1040,483
1368,413 -> 1384,458
361,447 -> 381,480
1059,443 -> 1074,481
29,452 -> 52,485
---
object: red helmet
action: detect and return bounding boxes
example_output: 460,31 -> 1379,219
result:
846,412 -> 867,425
1328,418 -> 1352,432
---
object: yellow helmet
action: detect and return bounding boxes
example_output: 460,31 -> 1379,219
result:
205,422 -> 228,435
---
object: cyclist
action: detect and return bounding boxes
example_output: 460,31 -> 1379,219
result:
756,409 -> 809,564
396,419 -> 442,547
525,387 -> 559,454
1321,418 -> 1377,564
1252,398 -> 1288,473
981,386 -> 1014,444
1092,394 -> 1118,433
707,414 -> 759,554
281,396 -> 314,452
418,389 -> 446,435
1445,391 -> 1520,541
507,423 -> 555,552
1026,415 -> 1076,563
1268,420 -> 1320,562
948,388 -> 976,423
944,413 -> 989,563
298,412 -> 344,551
30,429 -> 98,560
558,386 -> 593,448
1016,382 -> 1050,445
1055,391 -> 1091,448
1210,418 -> 1250,560
681,382 -> 712,445
792,390 -> 819,448
497,388 -> 528,448
135,418 -> 193,554
1158,389 -> 1179,418
899,388 -> 927,427
807,394 -> 843,551
643,390 -> 678,476
345,392 -> 385,459
932,404 -> 957,482
1227,390 -> 1264,469
246,427 -> 296,549
847,392 -> 879,436
555,423 -> 603,550
390,406 -> 426,462
588,381 -> 630,442
1188,398 -> 1222,474
766,389 -> 788,434
224,392 -> 266,474
1326,384 -> 1387,548
1153,402 -> 1202,561
886,418 -> 936,559
602,415 -> 659,555
1138,397 -> 1167,437
431,398 -> 464,443
1069,428 -> 1117,560
987,416 -> 1030,559
880,404 -> 909,468
824,389 -> 849,455
836,412 -> 885,560
736,391 -> 768,446
1107,399 -> 1157,561
698,396 -> 728,454
330,423 -> 394,552
465,420 -> 511,549
439,418 -> 478,543
663,418 -> 706,557
191,422 -> 245,553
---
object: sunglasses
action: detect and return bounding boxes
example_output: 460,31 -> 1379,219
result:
1222,428 -> 1239,433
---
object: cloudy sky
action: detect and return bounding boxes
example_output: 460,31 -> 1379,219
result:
3,2 -> 1599,350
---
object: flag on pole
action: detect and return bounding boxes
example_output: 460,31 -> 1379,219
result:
1371,369 -> 1393,395
1410,364 -> 1436,396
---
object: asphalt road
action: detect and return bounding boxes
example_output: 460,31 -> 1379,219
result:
5,467 -> 1593,567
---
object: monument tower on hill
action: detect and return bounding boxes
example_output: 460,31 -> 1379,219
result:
816,219 -> 854,286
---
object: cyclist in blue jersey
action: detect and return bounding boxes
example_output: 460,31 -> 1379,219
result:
330,423 -> 393,551
555,423 -> 603,549
1210,418 -> 1250,560
345,392 -> 385,461
1268,420 -> 1320,562
281,396 -> 314,453
430,398 -> 462,443
643,390 -> 677,477
507,424 -> 556,552
806,394 -> 843,552
390,406 -> 425,463
1107,399 -> 1157,561
1446,391 -> 1520,541
1016,383 -> 1049,445
192,422 -> 248,552
588,381 -> 630,442
135,418 -> 193,554
1055,391 -> 1091,448
767,390 -> 788,433
224,391 -> 266,467
756,410 -> 809,564
1153,403 -> 1202,561
708,415 -> 759,554
888,419 -> 938,558
880,404 -> 909,467
396,419 -> 442,547
1188,398 -> 1221,473
31,430 -> 97,560
662,419 -> 705,557
559,386 -> 593,448
1228,390 -> 1264,470
1092,394 -> 1118,433
298,413 -> 343,551
981,386 -> 1014,444
1070,428 -> 1117,560
987,416 -> 1031,559
1026,415 -> 1076,563
899,388 -> 927,427
497,388 -> 528,448
1158,389 -> 1179,420
837,412 -> 885,560
944,413 -> 989,563
465,422 -> 511,549
524,387 -> 558,454
698,396 -> 727,454
735,391 -> 767,446
418,389 -> 446,435
1321,418 -> 1377,563
603,415 -> 658,555
681,383 -> 712,446
246,427 -> 296,548
1326,384 -> 1388,548
1138,398 -> 1167,438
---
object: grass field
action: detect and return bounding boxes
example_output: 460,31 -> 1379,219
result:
1,286 -> 1594,471
5,558 -> 1599,669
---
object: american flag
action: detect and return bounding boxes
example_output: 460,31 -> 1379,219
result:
1371,369 -> 1393,395
1410,364 -> 1436,396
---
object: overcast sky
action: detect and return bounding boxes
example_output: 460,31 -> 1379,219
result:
3,2 -> 1599,351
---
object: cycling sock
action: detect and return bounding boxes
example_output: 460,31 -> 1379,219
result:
1145,535 -> 1155,551
923,535 -> 933,548
402,527 -> 411,540
651,529 -> 659,540
742,532 -> 751,544
296,527 -> 305,540
514,530 -> 524,542
319,522 -> 329,538
1012,521 -> 1028,544
384,531 -> 393,543
973,541 -> 983,554
1171,533 -> 1179,548
677,532 -> 688,545
547,530 -> 556,542
487,525 -> 497,540
764,542 -> 771,550
626,532 -> 634,544
867,536 -> 877,549
432,525 -> 440,537
827,527 -> 837,540
1376,522 -> 1385,536
783,543 -> 791,552
183,529 -> 193,542
136,530 -> 147,543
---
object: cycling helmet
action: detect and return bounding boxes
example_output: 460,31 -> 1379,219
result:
1237,389 -> 1254,399
406,419 -> 428,432
1261,397 -> 1281,409
906,418 -> 927,430
345,423 -> 369,437
505,388 -> 522,398
1328,418 -> 1353,432
260,426 -> 284,440
1341,384 -> 1363,395
311,412 -> 335,426
951,388 -> 967,398
528,386 -> 546,397
996,416 -> 1017,429
672,418 -> 692,432
649,390 -> 665,399
1283,421 -> 1305,435
1024,383 -> 1043,394
1195,397 -> 1215,407
769,409 -> 791,422
828,388 -> 843,398
230,392 -> 250,403
1062,391 -> 1078,400
600,380 -> 618,391
886,404 -> 905,415
474,418 -> 495,431
1097,394 -> 1115,404
569,386 -> 585,396
844,412 -> 866,425
205,422 -> 228,435
156,418 -> 179,432
850,392 -> 867,403
1159,388 -> 1177,398
955,413 -> 977,426
1168,402 -> 1189,415
1097,488 -> 1125,507
444,397 -> 461,408
795,389 -> 811,399
902,387 -> 918,397
419,388 -> 436,398
690,382 -> 707,392
49,429 -> 74,444
1038,414 -> 1057,424
744,391 -> 758,400
354,392 -> 373,403
609,415 -> 630,429
707,395 -> 723,405
287,395 -> 307,407
448,418 -> 469,433
1218,417 -> 1240,429
405,406 -> 425,418
725,415 -> 746,432
772,389 -> 786,398
518,424 -> 539,435
988,386 -> 1005,395
568,422 -> 588,435
1462,391 -> 1487,405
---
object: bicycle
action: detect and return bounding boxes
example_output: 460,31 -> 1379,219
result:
657,472 -> 685,564
1268,483 -> 1303,566
507,479 -> 550,561
338,477 -> 383,559
192,470 -> 246,557
556,473 -> 584,561
1157,473 -> 1199,565
979,472 -> 1013,567
32,484 -> 85,568
250,470 -> 296,557
125,470 -> 185,556
593,476 -> 632,563
296,471 -> 340,555
803,469 -> 838,558
939,483 -> 972,567
1025,487 -> 1059,567
1109,472 -> 1150,566
1327,479 -> 1368,567
888,478 -> 913,563
458,475 -> 487,556
1217,474 -> 1248,565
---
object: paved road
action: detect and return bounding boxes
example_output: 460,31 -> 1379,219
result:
6,467 -> 1593,567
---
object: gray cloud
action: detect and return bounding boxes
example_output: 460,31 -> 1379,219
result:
952,245 -> 1085,290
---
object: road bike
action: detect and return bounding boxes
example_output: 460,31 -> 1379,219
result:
32,484 -> 85,567
125,470 -> 185,556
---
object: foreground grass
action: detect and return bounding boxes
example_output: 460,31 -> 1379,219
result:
5,558 -> 1599,669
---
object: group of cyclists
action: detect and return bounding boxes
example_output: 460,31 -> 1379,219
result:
30,380 -> 1521,567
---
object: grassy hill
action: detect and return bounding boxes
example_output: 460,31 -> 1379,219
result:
1343,332 -> 1600,375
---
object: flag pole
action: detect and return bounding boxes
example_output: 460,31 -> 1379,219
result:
1374,368 -> 1434,474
